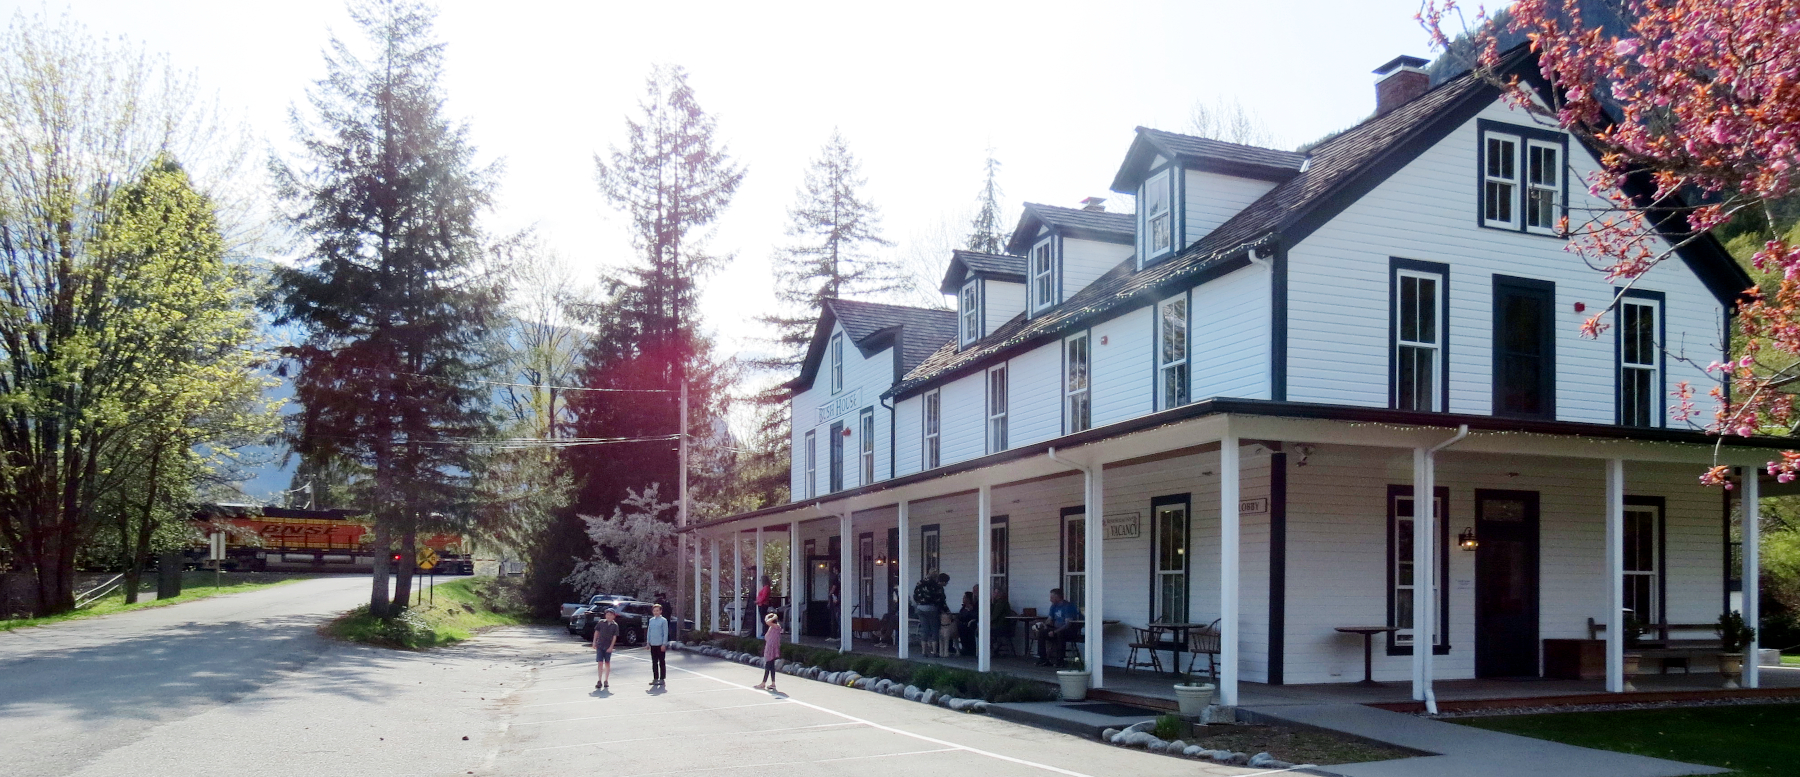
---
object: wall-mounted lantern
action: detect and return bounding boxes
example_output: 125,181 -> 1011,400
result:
1458,527 -> 1479,551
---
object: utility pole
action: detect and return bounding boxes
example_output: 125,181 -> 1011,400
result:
676,375 -> 690,636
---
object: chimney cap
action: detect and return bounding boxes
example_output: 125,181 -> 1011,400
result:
1080,196 -> 1106,212
1373,55 -> 1430,76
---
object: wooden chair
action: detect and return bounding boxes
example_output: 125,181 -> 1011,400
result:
1126,626 -> 1166,673
1185,619 -> 1222,679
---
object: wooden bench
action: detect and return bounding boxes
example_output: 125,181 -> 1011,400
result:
1587,617 -> 1724,673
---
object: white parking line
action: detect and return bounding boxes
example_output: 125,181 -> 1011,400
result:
523,721 -> 864,752
621,654 -> 1101,777
619,748 -> 961,777
514,700 -> 789,726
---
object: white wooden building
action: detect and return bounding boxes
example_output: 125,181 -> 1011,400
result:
685,51 -> 1776,708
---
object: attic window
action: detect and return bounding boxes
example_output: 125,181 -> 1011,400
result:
1030,240 -> 1056,312
1144,169 -> 1173,260
960,279 -> 980,346
1480,121 -> 1568,237
829,333 -> 844,394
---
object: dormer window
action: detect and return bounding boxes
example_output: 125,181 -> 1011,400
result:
829,333 -> 844,394
1030,240 -> 1055,312
960,279 -> 980,346
1143,169 -> 1173,261
1480,121 -> 1567,236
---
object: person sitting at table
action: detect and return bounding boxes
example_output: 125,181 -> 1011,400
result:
955,589 -> 978,656
1033,588 -> 1082,667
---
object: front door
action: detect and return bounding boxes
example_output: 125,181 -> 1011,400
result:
1475,490 -> 1540,677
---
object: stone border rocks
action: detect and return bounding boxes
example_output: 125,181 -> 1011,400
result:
674,642 -> 992,714
1097,719 -> 1315,771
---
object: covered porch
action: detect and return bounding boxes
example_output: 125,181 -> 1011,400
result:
684,400 -> 1784,712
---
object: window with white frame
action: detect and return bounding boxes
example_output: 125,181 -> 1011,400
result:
1389,487 -> 1448,649
1152,497 -> 1188,623
990,515 -> 1009,603
1062,509 -> 1086,611
1482,132 -> 1520,229
1144,169 -> 1173,259
804,430 -> 817,499
920,524 -> 941,580
1393,267 -> 1445,412
858,533 -> 874,617
1158,296 -> 1189,410
829,421 -> 845,493
829,333 -> 844,393
922,390 -> 941,469
987,364 -> 1008,453
858,407 -> 874,485
1619,296 -> 1660,427
1525,140 -> 1561,234
1624,501 -> 1661,625
1065,333 -> 1091,433
1031,240 -> 1056,311
960,280 -> 980,345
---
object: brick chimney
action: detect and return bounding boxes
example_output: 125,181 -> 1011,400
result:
1373,55 -> 1430,116
1080,196 -> 1107,212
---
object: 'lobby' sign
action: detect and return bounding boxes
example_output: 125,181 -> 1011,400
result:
1240,497 -> 1269,515
816,389 -> 860,425
1103,511 -> 1141,540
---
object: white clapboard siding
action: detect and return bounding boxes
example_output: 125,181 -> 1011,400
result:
788,318 -> 896,501
1286,98 -> 1725,421
1006,341 -> 1063,448
986,280 -> 1026,336
894,394 -> 922,478
1062,237 -> 1134,301
1092,306 -> 1154,427
1185,170 -> 1277,246
938,370 -> 986,465
1189,264 -> 1272,401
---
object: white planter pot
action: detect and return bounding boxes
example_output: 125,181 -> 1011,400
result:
1057,670 -> 1090,701
1719,652 -> 1744,689
1173,683 -> 1215,716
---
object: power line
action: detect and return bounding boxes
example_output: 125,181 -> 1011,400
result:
396,372 -> 675,394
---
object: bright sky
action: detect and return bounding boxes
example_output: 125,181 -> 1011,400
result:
12,0 -> 1439,369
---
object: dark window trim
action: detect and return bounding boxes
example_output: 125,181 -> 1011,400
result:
1389,257 -> 1452,413
1624,495 -> 1668,627
1140,163 -> 1179,267
1614,289 -> 1667,428
1058,504 -> 1086,596
990,514 -> 1010,601
1149,493 -> 1193,624
829,333 -> 845,394
1267,450 -> 1288,684
829,421 -> 845,493
1386,484 -> 1453,656
1491,275 -> 1557,420
1030,237 -> 1058,316
858,531 -> 875,616
858,407 -> 875,486
1476,119 -> 1570,238
919,523 -> 941,580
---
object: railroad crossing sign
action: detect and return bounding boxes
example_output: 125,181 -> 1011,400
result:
416,546 -> 439,571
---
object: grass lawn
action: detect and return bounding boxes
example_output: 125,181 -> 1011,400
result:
1783,654 -> 1798,667
321,576 -> 531,650
0,571 -> 311,632
1457,703 -> 1800,777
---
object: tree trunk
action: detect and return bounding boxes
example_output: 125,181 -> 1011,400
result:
124,445 -> 165,605
118,510 -> 137,605
370,521 -> 391,618
394,528 -> 416,610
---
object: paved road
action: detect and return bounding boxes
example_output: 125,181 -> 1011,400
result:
1,578 -> 1259,776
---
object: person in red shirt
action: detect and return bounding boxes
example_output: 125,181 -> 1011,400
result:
754,575 -> 772,635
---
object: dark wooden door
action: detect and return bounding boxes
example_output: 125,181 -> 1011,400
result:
1475,490 -> 1540,677
1492,277 -> 1556,418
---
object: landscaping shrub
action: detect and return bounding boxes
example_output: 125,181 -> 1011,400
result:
1153,714 -> 1185,740
692,637 -> 1052,703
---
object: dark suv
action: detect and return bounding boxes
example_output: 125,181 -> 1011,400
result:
574,598 -> 654,645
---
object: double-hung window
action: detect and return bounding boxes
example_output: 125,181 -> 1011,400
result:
922,390 -> 940,470
829,334 -> 844,393
1065,333 -> 1091,433
1030,240 -> 1056,312
828,421 -> 844,493
960,280 -> 980,346
1623,499 -> 1662,625
989,516 -> 1009,602
1143,169 -> 1173,261
1389,485 -> 1448,651
986,365 -> 1008,453
1158,296 -> 1189,410
920,524 -> 941,580
858,407 -> 875,485
1061,508 -> 1086,612
1618,294 -> 1661,427
1392,260 -> 1447,412
803,431 -> 817,499
1152,496 -> 1189,623
1481,121 -> 1568,235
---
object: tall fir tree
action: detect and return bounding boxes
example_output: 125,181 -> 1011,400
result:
758,130 -> 898,369
270,0 -> 501,616
965,149 -> 1008,254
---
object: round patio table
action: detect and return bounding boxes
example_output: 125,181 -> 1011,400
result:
1336,625 -> 1400,685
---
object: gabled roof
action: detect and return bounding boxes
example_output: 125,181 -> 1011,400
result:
889,46 -> 1749,401
1005,202 -> 1135,254
1110,128 -> 1308,192
939,249 -> 1028,293
788,298 -> 957,391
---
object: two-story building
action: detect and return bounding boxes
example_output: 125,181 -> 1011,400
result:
684,49 -> 1778,709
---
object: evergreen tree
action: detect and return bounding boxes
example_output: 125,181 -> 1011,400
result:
270,0 -> 501,616
758,130 -> 897,369
965,149 -> 1008,254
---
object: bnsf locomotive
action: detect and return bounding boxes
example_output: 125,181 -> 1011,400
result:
188,504 -> 475,574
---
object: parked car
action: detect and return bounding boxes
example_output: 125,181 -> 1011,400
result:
573,598 -> 650,643
560,593 -> 632,631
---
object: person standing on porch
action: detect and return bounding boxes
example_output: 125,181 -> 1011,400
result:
912,572 -> 949,655
646,603 -> 670,688
756,612 -> 782,692
591,608 -> 620,691
1034,588 -> 1082,667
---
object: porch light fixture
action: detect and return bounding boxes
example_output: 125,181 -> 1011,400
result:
1457,527 -> 1478,551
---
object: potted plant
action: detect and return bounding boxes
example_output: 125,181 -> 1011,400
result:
1717,611 -> 1756,689
1056,655 -> 1090,701
1621,613 -> 1646,682
1172,672 -> 1216,717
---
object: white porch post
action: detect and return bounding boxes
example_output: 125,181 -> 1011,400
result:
840,510 -> 854,652
755,526 -> 765,637
787,522 -> 800,637
1605,458 -> 1626,693
897,501 -> 912,660
733,531 -> 744,635
709,537 -> 721,634
1219,433 -> 1240,707
1086,464 -> 1106,689
1744,468 -> 1761,689
1411,448 -> 1434,701
977,484 -> 993,673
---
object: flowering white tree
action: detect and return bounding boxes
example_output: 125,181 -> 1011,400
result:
563,485 -> 677,598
